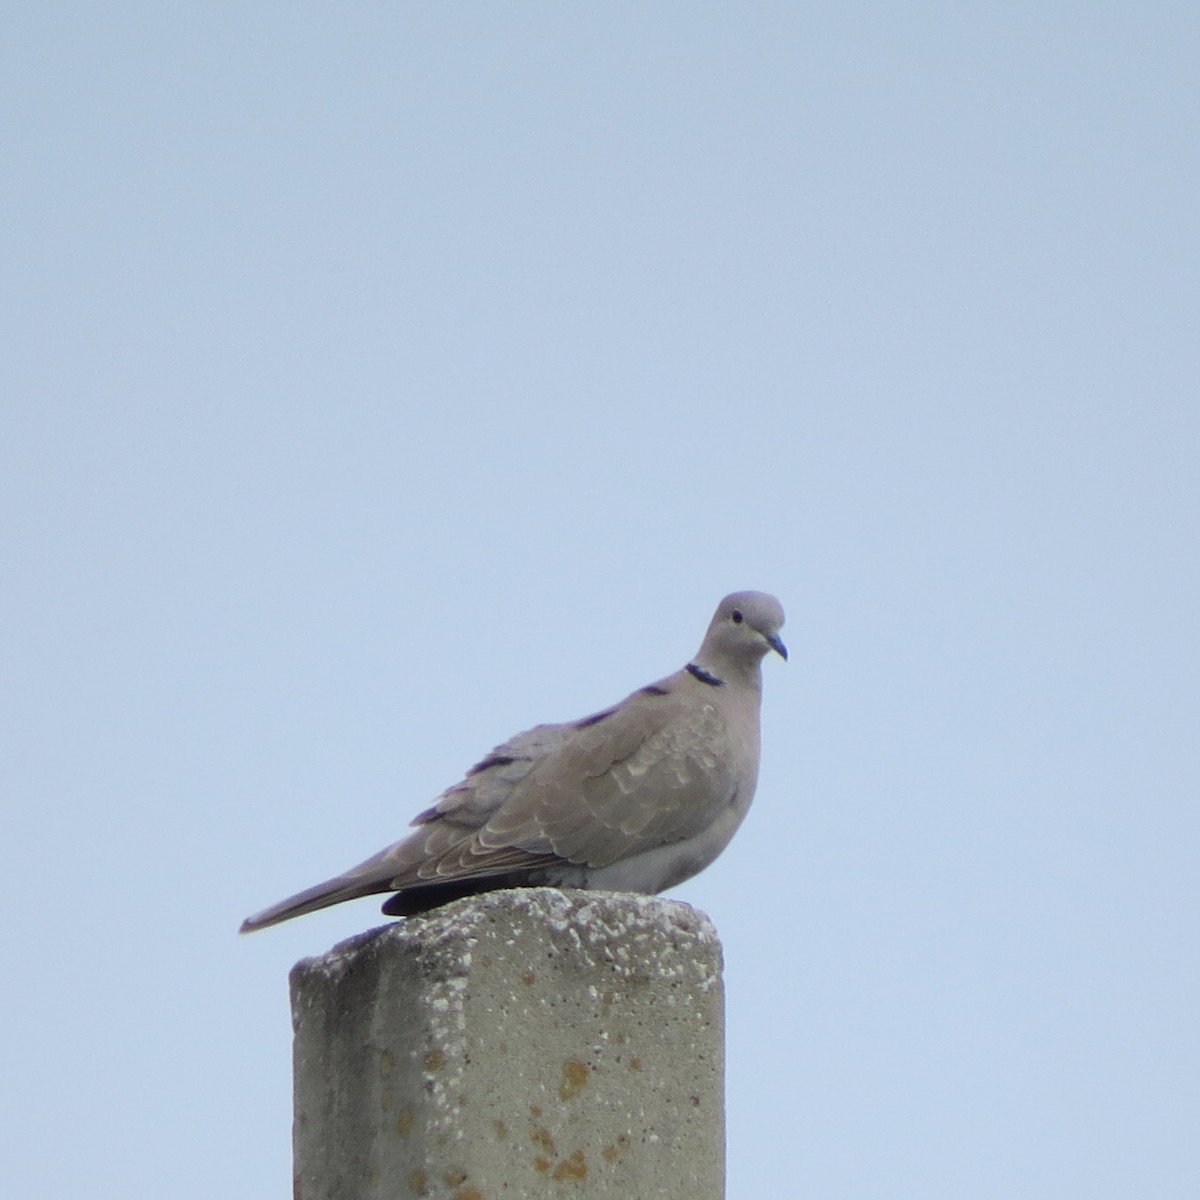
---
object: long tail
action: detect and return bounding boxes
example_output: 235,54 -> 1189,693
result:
239,870 -> 393,933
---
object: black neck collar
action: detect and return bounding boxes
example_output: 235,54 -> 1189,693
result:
686,662 -> 725,687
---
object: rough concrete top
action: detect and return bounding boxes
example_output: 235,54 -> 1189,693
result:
294,886 -> 722,991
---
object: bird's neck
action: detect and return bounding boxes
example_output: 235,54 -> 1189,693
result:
689,657 -> 763,697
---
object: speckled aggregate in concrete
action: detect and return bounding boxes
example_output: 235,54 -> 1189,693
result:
290,887 -> 724,1200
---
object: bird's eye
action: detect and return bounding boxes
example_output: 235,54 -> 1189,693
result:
731,609 -> 744,624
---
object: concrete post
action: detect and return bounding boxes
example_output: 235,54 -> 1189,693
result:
290,887 -> 724,1200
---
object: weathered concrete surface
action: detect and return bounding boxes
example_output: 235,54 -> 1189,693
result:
290,887 -> 724,1200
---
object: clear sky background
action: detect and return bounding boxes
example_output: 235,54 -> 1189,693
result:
3,4 -> 1197,1197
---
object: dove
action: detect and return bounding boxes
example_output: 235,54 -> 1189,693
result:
240,591 -> 786,932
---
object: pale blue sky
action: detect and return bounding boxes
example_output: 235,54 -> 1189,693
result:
3,4 -> 1198,1197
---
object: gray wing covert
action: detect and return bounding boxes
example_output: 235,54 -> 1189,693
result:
382,719 -> 577,876
477,689 -> 736,869
414,720 -> 575,827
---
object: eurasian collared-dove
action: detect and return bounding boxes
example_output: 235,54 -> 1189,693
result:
240,591 -> 785,932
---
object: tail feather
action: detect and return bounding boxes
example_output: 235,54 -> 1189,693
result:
238,872 -> 391,933
239,837 -> 565,932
